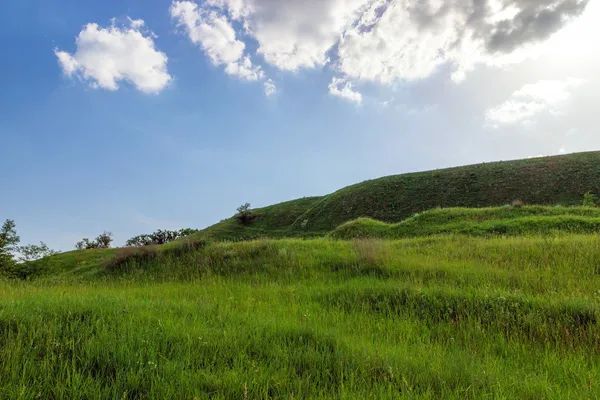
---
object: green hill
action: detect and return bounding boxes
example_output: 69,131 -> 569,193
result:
331,206 -> 600,239
202,151 -> 600,240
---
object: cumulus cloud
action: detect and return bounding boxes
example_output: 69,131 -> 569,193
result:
338,0 -> 590,83
486,78 -> 585,125
171,1 -> 263,80
55,19 -> 171,93
168,0 -> 591,103
264,79 -> 276,96
328,77 -> 362,104
194,0 -> 589,85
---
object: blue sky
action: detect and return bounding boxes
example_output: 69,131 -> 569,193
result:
1,0 -> 598,251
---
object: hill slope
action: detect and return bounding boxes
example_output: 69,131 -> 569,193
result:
2,236 -> 599,398
331,206 -> 600,239
202,151 -> 600,240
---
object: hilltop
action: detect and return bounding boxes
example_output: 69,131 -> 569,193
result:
201,151 -> 600,240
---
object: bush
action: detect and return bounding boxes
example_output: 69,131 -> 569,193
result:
236,203 -> 256,225
511,199 -> 525,208
105,238 -> 209,274
126,229 -> 200,247
17,242 -> 57,262
105,246 -> 160,274
76,231 -> 113,250
582,192 -> 598,207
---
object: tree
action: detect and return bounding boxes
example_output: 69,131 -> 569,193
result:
236,203 -> 255,225
0,219 -> 20,270
95,231 -> 113,248
125,229 -> 199,247
17,242 -> 58,262
75,231 -> 113,250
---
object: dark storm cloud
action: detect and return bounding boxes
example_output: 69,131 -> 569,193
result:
486,0 -> 589,53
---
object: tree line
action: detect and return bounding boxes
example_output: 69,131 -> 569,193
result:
1,204 -> 255,270
0,219 -> 200,270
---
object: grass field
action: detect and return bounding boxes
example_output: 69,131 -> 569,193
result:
1,235 -> 599,399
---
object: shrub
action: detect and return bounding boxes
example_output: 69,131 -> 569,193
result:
511,199 -> 525,208
17,242 -> 57,262
105,246 -> 160,273
236,203 -> 256,225
126,229 -> 200,247
75,231 -> 113,250
582,192 -> 598,207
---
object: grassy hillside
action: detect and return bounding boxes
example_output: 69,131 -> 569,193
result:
1,235 -> 599,398
201,197 -> 322,241
200,151 -> 600,240
332,205 -> 600,239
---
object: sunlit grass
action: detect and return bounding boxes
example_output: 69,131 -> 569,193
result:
1,235 -> 599,398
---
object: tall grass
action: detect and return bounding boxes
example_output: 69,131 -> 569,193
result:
1,235 -> 599,398
332,206 -> 600,239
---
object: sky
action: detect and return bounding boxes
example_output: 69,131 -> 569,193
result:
1,0 -> 599,251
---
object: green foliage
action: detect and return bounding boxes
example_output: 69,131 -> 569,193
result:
1,235 -> 599,398
235,202 -> 256,225
17,242 -> 58,262
76,231 -> 113,250
0,219 -> 19,271
126,228 -> 199,247
583,191 -> 598,207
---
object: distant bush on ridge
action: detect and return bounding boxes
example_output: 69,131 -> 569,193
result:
76,231 -> 113,250
125,228 -> 199,247
236,203 -> 256,225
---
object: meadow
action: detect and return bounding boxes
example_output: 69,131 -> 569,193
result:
1,235 -> 599,399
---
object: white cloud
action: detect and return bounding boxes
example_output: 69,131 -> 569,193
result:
486,78 -> 585,125
224,56 -> 264,80
127,17 -> 145,30
168,0 -> 592,103
514,79 -> 585,106
486,101 -> 547,125
171,1 -> 262,81
328,77 -> 362,104
264,79 -> 276,96
200,0 -> 590,84
55,19 -> 171,94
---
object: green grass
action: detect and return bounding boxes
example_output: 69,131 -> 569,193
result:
200,197 -> 322,241
196,151 -> 600,241
332,205 -> 600,239
1,235 -> 599,398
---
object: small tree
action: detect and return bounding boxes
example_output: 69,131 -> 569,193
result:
76,238 -> 95,250
236,203 -> 255,225
75,231 -> 113,250
18,242 -> 57,262
0,219 -> 20,270
583,192 -> 598,207
95,231 -> 113,248
125,229 -> 199,247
